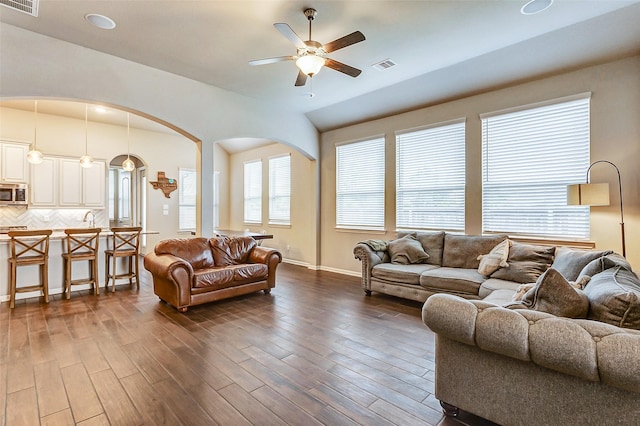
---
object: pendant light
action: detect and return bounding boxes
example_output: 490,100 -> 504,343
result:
27,100 -> 44,164
122,112 -> 135,172
79,103 -> 94,168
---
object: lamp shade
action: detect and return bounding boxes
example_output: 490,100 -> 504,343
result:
296,54 -> 325,76
27,149 -> 44,164
567,183 -> 609,206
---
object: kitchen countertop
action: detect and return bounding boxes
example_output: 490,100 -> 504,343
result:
0,229 -> 158,242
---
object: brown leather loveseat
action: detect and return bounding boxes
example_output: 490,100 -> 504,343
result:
143,236 -> 282,312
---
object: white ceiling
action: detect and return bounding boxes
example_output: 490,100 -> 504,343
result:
1,0 -> 640,137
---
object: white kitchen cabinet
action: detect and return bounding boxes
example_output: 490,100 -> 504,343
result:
59,159 -> 106,208
30,156 -> 105,208
0,141 -> 29,183
82,160 -> 105,207
29,156 -> 57,207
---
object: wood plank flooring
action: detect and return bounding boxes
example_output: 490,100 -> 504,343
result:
1,261 -> 494,426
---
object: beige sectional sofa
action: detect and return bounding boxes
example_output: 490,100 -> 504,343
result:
354,231 -> 555,304
355,231 -> 640,424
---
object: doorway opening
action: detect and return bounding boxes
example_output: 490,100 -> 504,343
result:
109,155 -> 147,247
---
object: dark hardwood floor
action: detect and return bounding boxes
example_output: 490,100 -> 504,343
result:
1,261 -> 495,425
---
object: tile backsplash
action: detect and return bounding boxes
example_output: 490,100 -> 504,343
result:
0,206 -> 108,230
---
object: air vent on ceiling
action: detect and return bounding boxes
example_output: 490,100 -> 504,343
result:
0,0 -> 38,17
371,59 -> 397,71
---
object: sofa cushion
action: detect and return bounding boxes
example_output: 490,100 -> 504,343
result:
398,230 -> 445,265
193,267 -> 234,289
506,268 -> 589,318
154,237 -> 215,269
490,241 -> 555,284
229,263 -> 268,281
210,236 -> 257,266
387,234 -> 430,265
477,238 -> 511,276
441,234 -> 507,269
551,247 -> 613,281
372,263 -> 439,285
420,267 -> 485,296
478,278 -> 523,299
583,267 -> 640,329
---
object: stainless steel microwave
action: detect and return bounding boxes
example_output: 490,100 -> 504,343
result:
0,183 -> 28,206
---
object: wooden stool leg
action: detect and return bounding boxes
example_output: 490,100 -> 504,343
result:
91,259 -> 99,295
9,263 -> 16,309
105,254 -> 109,293
134,254 -> 140,289
43,260 -> 49,304
110,256 -> 116,293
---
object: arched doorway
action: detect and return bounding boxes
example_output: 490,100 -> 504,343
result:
108,154 -> 147,245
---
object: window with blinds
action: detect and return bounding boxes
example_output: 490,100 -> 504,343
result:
336,137 -> 385,230
396,120 -> 466,231
269,154 -> 291,225
179,168 -> 196,231
481,94 -> 591,239
213,171 -> 220,228
244,160 -> 262,224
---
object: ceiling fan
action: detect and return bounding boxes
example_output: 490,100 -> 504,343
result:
248,8 -> 365,87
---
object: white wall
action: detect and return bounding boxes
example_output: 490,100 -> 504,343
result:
320,55 -> 640,272
228,143 -> 318,266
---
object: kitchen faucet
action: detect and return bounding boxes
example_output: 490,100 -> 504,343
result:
82,210 -> 96,228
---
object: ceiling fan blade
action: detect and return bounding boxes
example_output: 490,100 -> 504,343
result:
324,58 -> 362,77
295,70 -> 308,87
322,31 -> 365,53
274,23 -> 306,49
248,56 -> 295,66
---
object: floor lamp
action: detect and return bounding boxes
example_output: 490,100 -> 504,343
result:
567,160 -> 625,257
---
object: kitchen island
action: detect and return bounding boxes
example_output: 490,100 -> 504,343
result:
0,229 -> 158,304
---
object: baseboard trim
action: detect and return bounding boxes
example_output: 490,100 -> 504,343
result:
281,259 -> 360,277
0,283 -> 94,303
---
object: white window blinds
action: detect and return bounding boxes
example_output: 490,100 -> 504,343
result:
244,160 -> 262,224
269,154 -> 291,225
481,95 -> 591,238
336,137 -> 385,229
179,168 -> 196,231
396,120 -> 466,231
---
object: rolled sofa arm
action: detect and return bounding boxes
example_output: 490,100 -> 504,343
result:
353,243 -> 388,292
249,246 -> 282,288
422,293 -> 640,393
143,252 -> 194,310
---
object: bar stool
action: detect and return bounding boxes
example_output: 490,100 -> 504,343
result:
62,228 -> 101,299
105,227 -> 142,292
7,229 -> 53,309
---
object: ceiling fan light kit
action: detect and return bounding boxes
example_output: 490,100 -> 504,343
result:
248,8 -> 365,87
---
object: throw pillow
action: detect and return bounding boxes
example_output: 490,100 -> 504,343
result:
477,238 -> 511,276
490,241 -> 555,284
583,267 -> 640,329
511,275 -> 590,302
387,235 -> 430,265
508,268 -> 589,318
577,253 -> 633,282
551,247 -> 613,282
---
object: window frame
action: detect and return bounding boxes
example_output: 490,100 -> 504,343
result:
480,93 -> 592,239
395,118 -> 466,232
268,153 -> 291,226
335,136 -> 386,231
243,159 -> 262,225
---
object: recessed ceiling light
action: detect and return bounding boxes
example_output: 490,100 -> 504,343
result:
84,13 -> 116,30
521,0 -> 553,15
